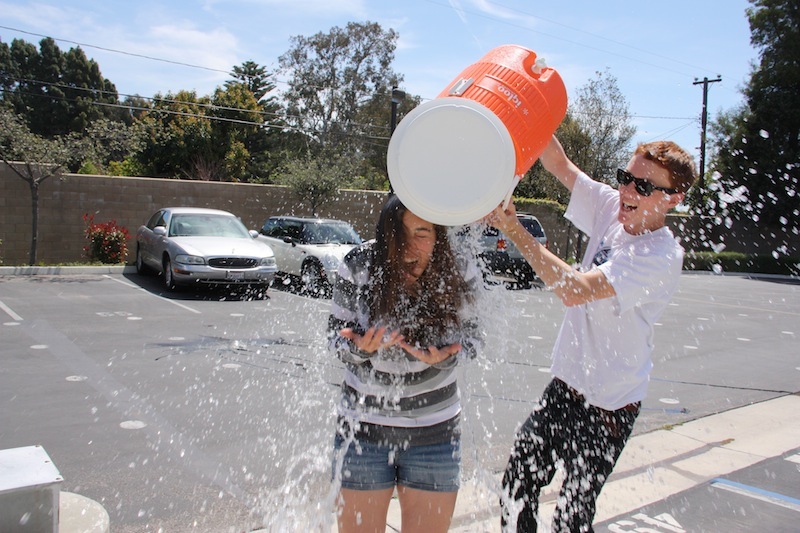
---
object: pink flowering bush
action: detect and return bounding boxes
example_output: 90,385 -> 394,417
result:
83,213 -> 130,264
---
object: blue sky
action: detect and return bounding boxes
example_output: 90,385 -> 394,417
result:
1,0 -> 757,161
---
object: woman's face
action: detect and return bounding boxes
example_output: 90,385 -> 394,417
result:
400,210 -> 436,285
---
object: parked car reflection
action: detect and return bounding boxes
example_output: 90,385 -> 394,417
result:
256,216 -> 363,296
135,207 -> 277,292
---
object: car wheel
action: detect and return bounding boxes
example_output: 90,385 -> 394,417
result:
163,257 -> 177,291
135,245 -> 150,275
512,278 -> 533,290
301,261 -> 326,297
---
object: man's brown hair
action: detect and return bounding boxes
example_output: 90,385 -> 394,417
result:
635,141 -> 698,194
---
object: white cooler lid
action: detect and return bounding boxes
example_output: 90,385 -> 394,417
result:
387,97 -> 517,226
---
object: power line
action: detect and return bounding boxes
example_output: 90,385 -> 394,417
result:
1,23 -> 705,135
0,87 -> 393,142
0,25 -> 233,76
3,75 -> 393,135
441,0 -> 727,79
0,24 -> 355,95
422,0 -> 701,79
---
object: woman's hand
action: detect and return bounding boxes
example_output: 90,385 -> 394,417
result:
339,326 -> 403,354
400,341 -> 462,365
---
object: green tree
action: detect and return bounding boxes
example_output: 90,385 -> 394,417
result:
516,113 -> 593,204
224,61 -> 288,181
66,118 -> 146,174
0,37 -> 121,136
708,0 -> 799,227
135,90 -> 213,178
0,108 -> 69,264
209,82 -> 262,181
275,152 -> 359,216
278,21 -> 403,156
227,60 -> 277,103
570,69 -> 636,184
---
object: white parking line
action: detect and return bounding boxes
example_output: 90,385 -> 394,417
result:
0,299 -> 23,321
103,275 -> 201,314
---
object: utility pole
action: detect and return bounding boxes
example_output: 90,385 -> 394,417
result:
388,86 -> 406,194
693,76 -> 722,213
390,86 -> 406,135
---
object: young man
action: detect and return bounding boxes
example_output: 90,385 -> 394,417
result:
486,135 -> 698,532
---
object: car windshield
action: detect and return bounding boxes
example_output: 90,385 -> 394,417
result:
169,214 -> 250,239
302,222 -> 362,245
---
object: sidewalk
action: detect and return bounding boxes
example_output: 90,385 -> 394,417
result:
365,393 -> 800,532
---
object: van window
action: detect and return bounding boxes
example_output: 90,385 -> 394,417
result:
520,218 -> 545,238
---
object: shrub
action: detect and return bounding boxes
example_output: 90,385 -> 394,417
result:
77,161 -> 102,175
108,158 -> 145,177
83,214 -> 130,264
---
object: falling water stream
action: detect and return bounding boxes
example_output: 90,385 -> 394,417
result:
135,171 -> 799,532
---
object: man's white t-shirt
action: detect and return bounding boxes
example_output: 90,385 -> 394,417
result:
550,172 -> 684,411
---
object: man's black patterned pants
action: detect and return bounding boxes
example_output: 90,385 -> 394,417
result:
501,378 -> 640,532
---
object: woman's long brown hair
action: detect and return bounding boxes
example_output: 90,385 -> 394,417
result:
368,195 -> 472,346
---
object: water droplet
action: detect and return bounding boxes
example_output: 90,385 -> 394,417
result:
659,398 -> 680,405
759,129 -> 769,139
66,375 -> 88,382
3,322 -> 20,326
30,345 -> 48,350
120,420 -> 147,430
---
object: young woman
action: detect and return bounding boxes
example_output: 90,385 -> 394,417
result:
328,195 -> 482,533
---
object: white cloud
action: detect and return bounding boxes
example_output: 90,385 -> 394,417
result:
144,23 -> 239,72
0,2 -> 97,41
468,0 -> 538,28
448,0 -> 469,26
204,0 -> 368,17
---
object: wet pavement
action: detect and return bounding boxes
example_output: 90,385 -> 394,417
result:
0,268 -> 798,531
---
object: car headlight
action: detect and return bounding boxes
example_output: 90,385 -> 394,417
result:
260,257 -> 276,267
175,254 -> 205,265
321,254 -> 340,269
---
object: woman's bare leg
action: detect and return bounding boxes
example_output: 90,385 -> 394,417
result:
397,485 -> 458,533
336,487 -> 395,533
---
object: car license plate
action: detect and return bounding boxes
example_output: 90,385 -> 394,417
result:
226,271 -> 244,280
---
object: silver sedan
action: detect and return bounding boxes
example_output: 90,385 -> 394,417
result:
135,207 -> 277,291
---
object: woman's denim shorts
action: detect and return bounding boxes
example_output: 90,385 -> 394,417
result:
332,433 -> 461,492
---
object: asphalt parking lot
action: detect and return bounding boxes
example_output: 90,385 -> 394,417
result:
1,270 -> 798,532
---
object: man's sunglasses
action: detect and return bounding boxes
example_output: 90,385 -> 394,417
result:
616,168 -> 678,197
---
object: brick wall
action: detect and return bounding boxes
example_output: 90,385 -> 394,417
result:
1,162 -> 797,266
0,163 -> 389,265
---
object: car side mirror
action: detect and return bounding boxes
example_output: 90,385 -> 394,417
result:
249,230 -> 259,239
154,226 -> 167,236
283,237 -> 295,245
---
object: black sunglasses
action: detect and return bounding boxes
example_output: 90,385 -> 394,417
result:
616,168 -> 678,197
